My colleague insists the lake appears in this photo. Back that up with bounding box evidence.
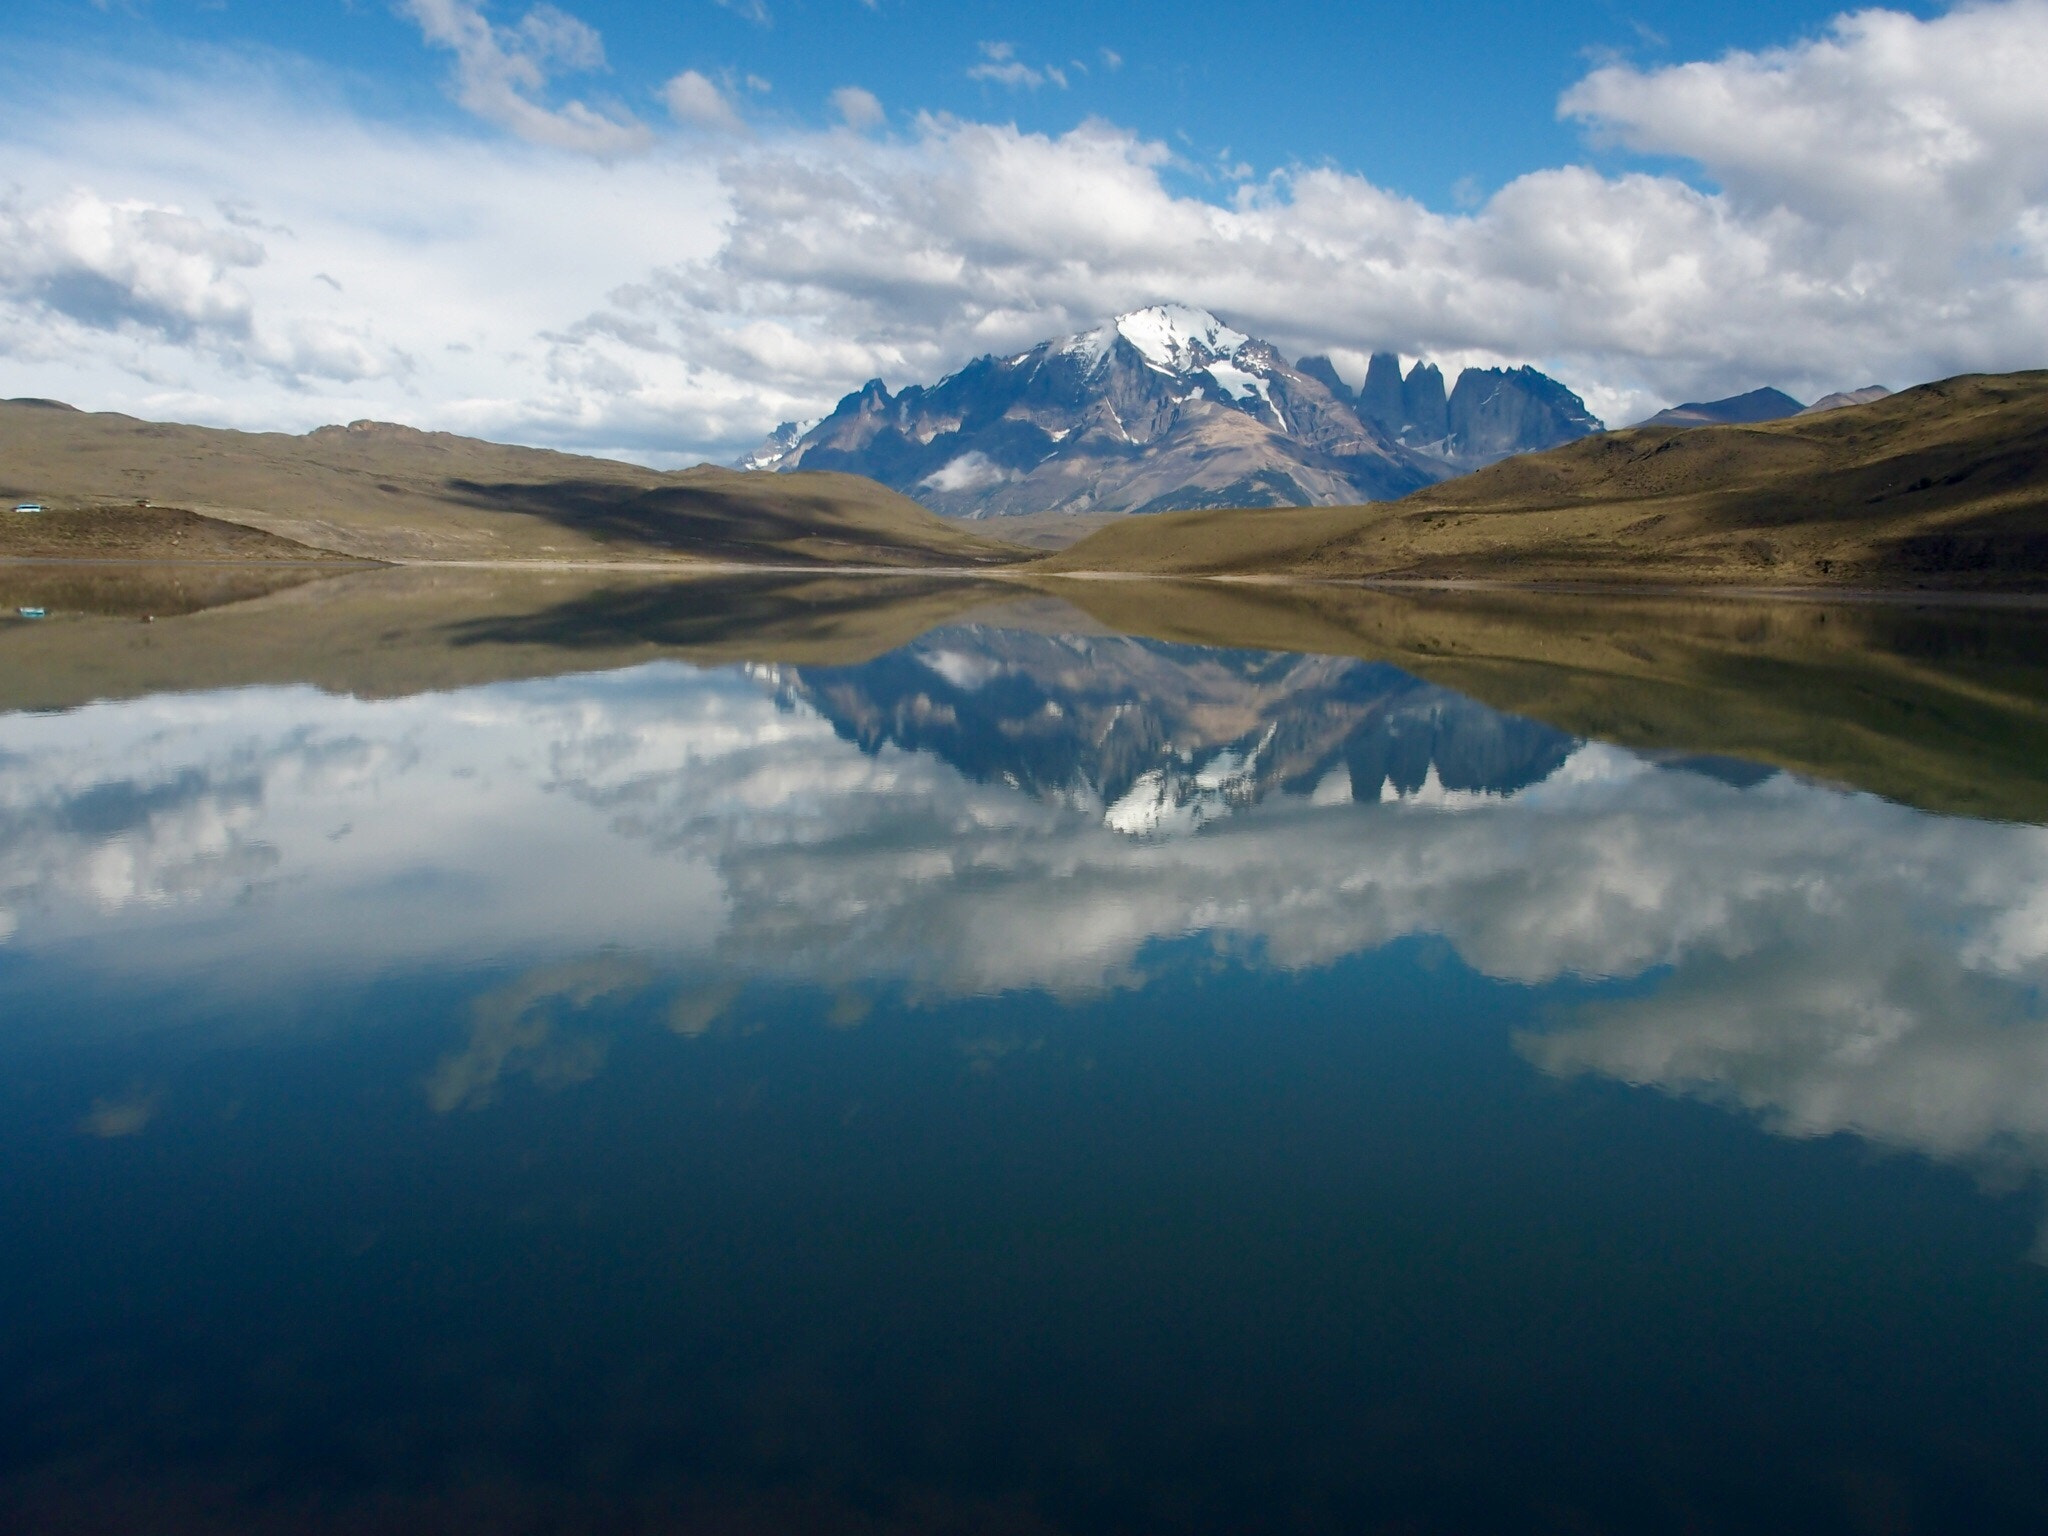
[4,573,2048,1534]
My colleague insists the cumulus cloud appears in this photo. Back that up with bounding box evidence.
[0,189,261,342]
[0,62,731,448]
[920,450,1012,493]
[400,0,652,156]
[7,3,2048,455]
[1562,1,2048,232]
[830,85,885,131]
[664,69,745,132]
[0,187,401,384]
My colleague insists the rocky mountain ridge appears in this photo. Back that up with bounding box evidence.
[743,305,1604,518]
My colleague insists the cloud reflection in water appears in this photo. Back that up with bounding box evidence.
[1,639,2047,1208]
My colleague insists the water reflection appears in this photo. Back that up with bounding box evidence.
[6,620,2048,1530]
[5,629,2048,1177]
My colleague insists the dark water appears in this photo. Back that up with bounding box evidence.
[6,615,2048,1533]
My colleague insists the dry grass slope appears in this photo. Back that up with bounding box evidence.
[0,401,1030,568]
[1043,371,2048,588]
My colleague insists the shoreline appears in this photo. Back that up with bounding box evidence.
[9,553,2048,607]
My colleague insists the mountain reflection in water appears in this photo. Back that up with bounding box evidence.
[4,622,2048,1532]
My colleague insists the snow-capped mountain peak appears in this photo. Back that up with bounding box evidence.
[1113,304,1251,374]
[738,417,821,471]
[1057,303,1253,377]
[742,304,1604,517]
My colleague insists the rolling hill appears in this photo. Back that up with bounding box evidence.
[1041,371,2048,589]
[0,400,1029,569]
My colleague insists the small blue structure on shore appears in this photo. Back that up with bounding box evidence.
[12,502,44,514]
[17,607,46,620]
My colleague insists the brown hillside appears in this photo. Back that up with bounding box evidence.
[1043,371,2048,588]
[0,401,1029,568]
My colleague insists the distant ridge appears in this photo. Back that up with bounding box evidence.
[1801,386,1892,415]
[1639,387,1807,427]
[0,400,1029,569]
[1635,383,1895,427]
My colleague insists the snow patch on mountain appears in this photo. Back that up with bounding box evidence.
[1204,360,1281,425]
[1115,304,1250,373]
[738,416,821,471]
[1059,322,1118,370]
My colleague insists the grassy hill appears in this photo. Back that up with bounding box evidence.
[0,400,1029,569]
[10,373,2048,590]
[1042,372,2048,589]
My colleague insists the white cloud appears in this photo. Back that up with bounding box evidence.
[831,85,885,132]
[1562,1,2048,232]
[663,69,744,133]
[0,188,260,342]
[400,0,652,156]
[968,41,1067,92]
[714,0,773,25]
[7,3,2048,455]
[0,187,402,384]
[920,450,1012,493]
[0,62,738,453]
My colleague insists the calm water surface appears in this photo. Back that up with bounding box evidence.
[5,610,2048,1533]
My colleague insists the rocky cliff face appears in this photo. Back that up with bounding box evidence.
[745,306,1603,517]
[1447,366,1605,459]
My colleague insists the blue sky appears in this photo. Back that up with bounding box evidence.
[0,1,2036,461]
[15,0,1938,204]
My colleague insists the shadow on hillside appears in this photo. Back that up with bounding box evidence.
[439,478,1030,567]
[1879,505,2048,582]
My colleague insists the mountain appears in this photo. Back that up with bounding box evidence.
[1447,366,1605,459]
[1040,370,2048,589]
[1639,387,1807,427]
[1636,384,1894,428]
[745,305,1604,518]
[0,400,1030,569]
[737,417,819,471]
[1801,385,1892,415]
